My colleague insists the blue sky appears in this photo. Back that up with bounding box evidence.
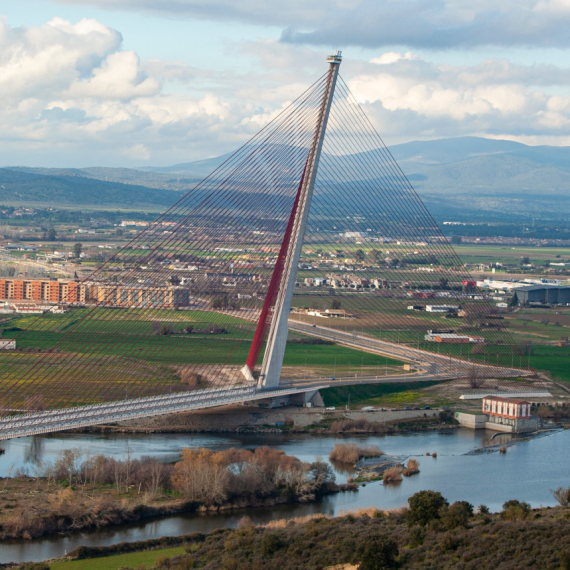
[2,0,570,167]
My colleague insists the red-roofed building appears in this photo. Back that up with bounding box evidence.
[480,396,537,433]
[482,396,532,419]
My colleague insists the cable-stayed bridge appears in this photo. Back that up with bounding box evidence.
[0,52,548,440]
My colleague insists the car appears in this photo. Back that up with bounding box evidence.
[361,406,375,412]
[413,406,420,410]
[390,408,397,411]
[330,377,336,381]
[325,407,336,411]
[381,408,387,412]
[423,406,431,410]
[403,406,411,410]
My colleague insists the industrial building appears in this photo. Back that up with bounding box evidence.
[424,333,485,343]
[455,396,538,433]
[516,284,570,305]
[426,304,459,313]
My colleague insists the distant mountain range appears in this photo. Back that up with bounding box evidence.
[2,137,570,218]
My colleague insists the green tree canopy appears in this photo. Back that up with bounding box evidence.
[407,490,448,527]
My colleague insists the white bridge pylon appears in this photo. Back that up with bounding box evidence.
[241,51,342,390]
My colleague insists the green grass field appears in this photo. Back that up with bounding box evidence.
[321,381,446,408]
[49,546,185,570]
[527,345,570,384]
[0,306,406,407]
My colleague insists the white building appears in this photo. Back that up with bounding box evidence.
[426,305,459,313]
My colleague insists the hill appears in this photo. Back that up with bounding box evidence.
[3,137,570,218]
[0,168,180,208]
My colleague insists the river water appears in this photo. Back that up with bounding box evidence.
[1,427,569,564]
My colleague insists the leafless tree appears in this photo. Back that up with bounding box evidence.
[551,486,570,507]
[54,448,82,487]
[467,367,485,389]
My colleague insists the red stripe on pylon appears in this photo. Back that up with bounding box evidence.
[245,164,307,371]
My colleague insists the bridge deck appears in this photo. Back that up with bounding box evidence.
[0,385,327,441]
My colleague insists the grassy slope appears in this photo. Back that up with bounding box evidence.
[321,381,443,407]
[50,546,186,570]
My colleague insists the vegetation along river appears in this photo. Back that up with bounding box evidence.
[1,427,569,564]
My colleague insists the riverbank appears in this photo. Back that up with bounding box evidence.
[3,428,570,565]
[0,446,353,541]
[0,480,353,542]
[74,405,440,433]
[72,405,450,435]
[12,497,570,570]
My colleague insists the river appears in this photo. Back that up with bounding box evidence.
[1,427,569,564]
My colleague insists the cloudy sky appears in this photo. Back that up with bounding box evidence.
[3,0,570,167]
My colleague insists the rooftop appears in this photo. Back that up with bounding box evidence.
[483,395,530,405]
[517,284,570,291]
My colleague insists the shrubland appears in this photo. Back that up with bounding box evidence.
[26,491,570,570]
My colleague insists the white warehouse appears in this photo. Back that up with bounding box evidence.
[426,305,459,313]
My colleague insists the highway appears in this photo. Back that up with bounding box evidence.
[287,319,530,380]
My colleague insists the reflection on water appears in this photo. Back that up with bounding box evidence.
[0,427,568,564]
[23,436,44,467]
[329,459,357,477]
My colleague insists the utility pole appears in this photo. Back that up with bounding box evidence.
[242,51,343,389]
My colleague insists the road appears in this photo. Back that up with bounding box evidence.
[0,252,78,278]
[287,319,530,380]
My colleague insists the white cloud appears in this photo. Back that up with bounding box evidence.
[45,0,570,50]
[3,15,570,167]
[346,53,570,142]
[0,18,306,166]
[65,51,160,99]
[0,17,121,102]
[37,0,359,27]
[282,0,570,49]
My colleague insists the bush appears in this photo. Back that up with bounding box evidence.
[440,531,463,552]
[502,499,531,521]
[560,551,570,570]
[329,443,383,464]
[438,409,456,424]
[478,504,490,515]
[409,525,425,546]
[407,490,448,527]
[403,458,420,477]
[357,534,399,570]
[443,501,473,529]
[382,467,402,484]
[261,533,284,556]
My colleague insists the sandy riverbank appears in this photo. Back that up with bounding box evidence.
[77,405,442,434]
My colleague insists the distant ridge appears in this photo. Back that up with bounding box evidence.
[2,136,570,216]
